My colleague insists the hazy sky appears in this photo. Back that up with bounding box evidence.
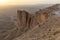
[0,0,60,5]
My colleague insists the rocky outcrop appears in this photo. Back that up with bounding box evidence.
[14,5,60,40]
[17,4,60,36]
[17,10,37,34]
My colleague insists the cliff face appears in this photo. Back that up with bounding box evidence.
[17,4,59,33]
[17,10,37,30]
[14,4,60,40]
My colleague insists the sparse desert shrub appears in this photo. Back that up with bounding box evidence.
[53,31,60,35]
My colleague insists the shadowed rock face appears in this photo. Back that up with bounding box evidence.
[17,10,30,33]
[17,10,37,33]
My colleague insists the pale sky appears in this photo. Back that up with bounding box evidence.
[0,0,60,5]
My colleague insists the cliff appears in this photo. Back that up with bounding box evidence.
[0,4,60,40]
[14,4,60,40]
[17,4,59,34]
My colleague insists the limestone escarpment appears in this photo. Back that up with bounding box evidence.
[14,4,60,40]
[17,4,59,33]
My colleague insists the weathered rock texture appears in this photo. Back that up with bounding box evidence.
[17,10,37,31]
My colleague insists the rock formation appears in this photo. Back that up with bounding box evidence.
[0,4,60,40]
[13,4,60,40]
[17,10,37,31]
[17,4,59,31]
